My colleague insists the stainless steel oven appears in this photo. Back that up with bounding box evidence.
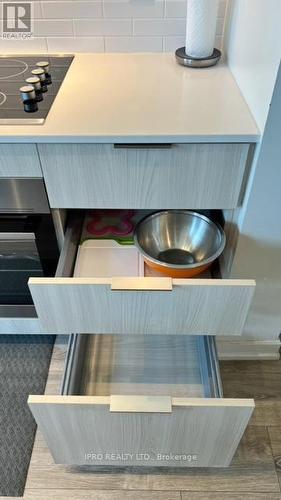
[0,179,60,331]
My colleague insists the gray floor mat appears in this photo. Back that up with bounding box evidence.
[0,335,55,497]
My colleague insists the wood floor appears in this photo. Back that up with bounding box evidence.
[2,339,281,500]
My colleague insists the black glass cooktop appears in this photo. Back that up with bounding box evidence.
[0,55,74,124]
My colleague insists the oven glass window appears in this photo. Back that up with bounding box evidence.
[0,236,44,305]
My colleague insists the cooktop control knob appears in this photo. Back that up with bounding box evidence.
[26,76,43,102]
[31,68,48,92]
[36,61,52,85]
[19,85,38,113]
[20,85,36,102]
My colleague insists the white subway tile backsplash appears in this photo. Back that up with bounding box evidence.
[41,1,102,19]
[105,36,162,52]
[165,0,226,19]
[34,19,73,37]
[33,1,43,19]
[134,18,185,36]
[163,35,185,52]
[47,36,104,52]
[104,1,164,19]
[74,18,132,36]
[165,1,186,19]
[0,0,228,54]
[0,38,48,53]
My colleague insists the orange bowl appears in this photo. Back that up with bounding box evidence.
[144,258,211,278]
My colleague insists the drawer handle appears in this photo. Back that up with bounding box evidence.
[110,395,172,413]
[111,277,172,291]
[114,143,172,149]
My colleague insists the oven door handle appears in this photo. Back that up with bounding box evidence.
[0,232,35,240]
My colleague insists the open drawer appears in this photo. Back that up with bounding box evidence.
[28,334,254,467]
[28,212,256,336]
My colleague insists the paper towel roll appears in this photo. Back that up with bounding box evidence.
[185,0,219,58]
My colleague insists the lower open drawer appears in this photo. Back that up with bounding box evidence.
[28,334,254,467]
[28,211,256,336]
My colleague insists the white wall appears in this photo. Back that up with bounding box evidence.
[225,0,281,132]
[230,63,281,342]
[224,0,281,347]
[0,0,227,54]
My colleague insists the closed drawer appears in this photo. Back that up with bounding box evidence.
[0,311,43,335]
[28,212,256,336]
[28,334,254,467]
[38,143,250,209]
[0,144,42,178]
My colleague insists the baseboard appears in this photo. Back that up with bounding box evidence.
[217,339,280,360]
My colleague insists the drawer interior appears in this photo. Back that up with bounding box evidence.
[71,209,225,280]
[28,208,255,336]
[29,331,254,467]
[62,334,222,399]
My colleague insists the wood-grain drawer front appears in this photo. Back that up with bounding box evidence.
[28,277,255,336]
[28,395,254,467]
[0,144,42,178]
[0,318,44,334]
[38,143,249,209]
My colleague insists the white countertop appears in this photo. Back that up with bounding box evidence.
[0,53,260,143]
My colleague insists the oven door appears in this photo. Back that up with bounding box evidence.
[0,232,43,333]
[0,179,60,333]
[0,222,59,333]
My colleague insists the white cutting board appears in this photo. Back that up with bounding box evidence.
[74,240,144,278]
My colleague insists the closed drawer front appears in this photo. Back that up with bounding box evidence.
[28,213,256,336]
[38,143,250,209]
[0,317,44,334]
[28,334,255,467]
[0,144,42,177]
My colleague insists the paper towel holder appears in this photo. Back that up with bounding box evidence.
[175,47,221,68]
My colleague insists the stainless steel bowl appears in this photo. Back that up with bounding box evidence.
[134,211,226,277]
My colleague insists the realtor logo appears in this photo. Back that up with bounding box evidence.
[2,2,33,39]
